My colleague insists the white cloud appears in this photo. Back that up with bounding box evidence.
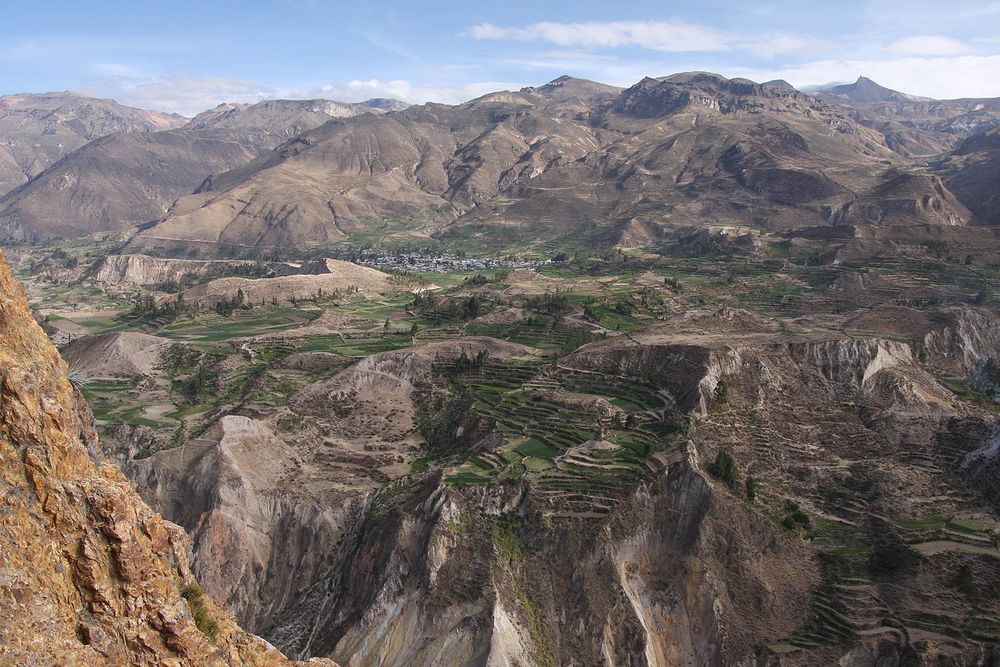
[78,73,529,116]
[468,19,835,61]
[468,20,728,52]
[728,54,1000,99]
[81,74,274,116]
[743,35,832,58]
[887,35,970,56]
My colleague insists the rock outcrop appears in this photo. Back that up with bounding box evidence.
[0,247,333,666]
[91,254,267,288]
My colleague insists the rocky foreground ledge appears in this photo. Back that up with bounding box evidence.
[0,246,336,666]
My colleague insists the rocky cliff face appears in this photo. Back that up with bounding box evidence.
[0,248,332,666]
[261,463,816,667]
[91,254,265,287]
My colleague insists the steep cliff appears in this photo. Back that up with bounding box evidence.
[0,247,333,666]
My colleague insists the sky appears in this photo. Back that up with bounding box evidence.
[3,0,1000,116]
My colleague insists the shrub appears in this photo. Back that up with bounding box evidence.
[955,563,975,596]
[779,501,811,531]
[417,390,473,453]
[491,518,525,563]
[180,583,219,639]
[709,448,739,487]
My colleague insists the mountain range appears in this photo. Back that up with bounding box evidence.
[0,91,185,194]
[0,97,402,242]
[0,74,998,252]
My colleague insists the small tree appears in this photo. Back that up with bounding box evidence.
[746,475,757,502]
[710,448,739,487]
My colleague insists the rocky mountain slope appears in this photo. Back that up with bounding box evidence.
[0,91,184,195]
[128,73,973,254]
[934,125,1000,225]
[0,98,395,243]
[816,77,1000,157]
[184,98,403,135]
[0,128,280,241]
[0,248,335,666]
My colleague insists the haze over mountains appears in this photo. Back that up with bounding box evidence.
[0,91,185,194]
[0,73,998,251]
[0,97,404,242]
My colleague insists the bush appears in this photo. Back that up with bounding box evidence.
[709,448,739,487]
[746,475,757,502]
[180,583,219,639]
[779,501,811,531]
[417,390,473,453]
[491,518,525,563]
[955,563,975,596]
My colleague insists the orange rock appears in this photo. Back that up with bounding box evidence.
[0,247,337,666]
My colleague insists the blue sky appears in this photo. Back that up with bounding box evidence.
[3,0,1000,115]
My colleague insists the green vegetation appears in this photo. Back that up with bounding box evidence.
[709,448,739,487]
[417,390,474,454]
[491,517,526,563]
[180,583,219,639]
[559,329,599,356]
[513,574,555,667]
[779,501,812,531]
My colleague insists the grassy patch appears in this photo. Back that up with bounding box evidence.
[516,438,561,459]
[523,456,554,472]
[180,583,219,639]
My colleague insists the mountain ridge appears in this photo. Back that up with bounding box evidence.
[123,71,971,254]
[0,91,187,195]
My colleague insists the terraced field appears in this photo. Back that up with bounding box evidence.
[436,356,687,518]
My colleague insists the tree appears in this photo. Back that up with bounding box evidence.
[746,475,757,502]
[709,448,739,487]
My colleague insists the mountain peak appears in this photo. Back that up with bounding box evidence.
[763,79,796,91]
[823,76,930,103]
[361,98,409,112]
[522,76,623,100]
